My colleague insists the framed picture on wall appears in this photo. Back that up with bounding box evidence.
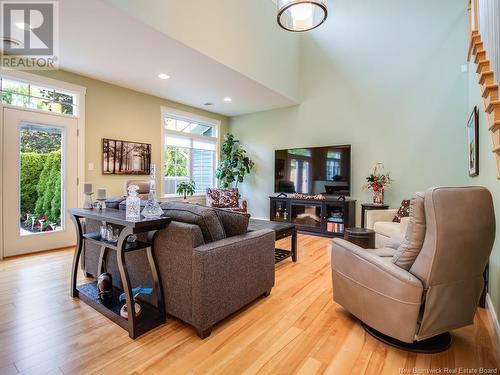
[102,138,151,175]
[467,106,479,177]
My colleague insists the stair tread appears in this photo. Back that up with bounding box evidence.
[486,100,500,113]
[482,83,499,98]
[479,71,494,84]
[488,120,500,131]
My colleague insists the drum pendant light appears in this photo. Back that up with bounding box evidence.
[277,0,328,32]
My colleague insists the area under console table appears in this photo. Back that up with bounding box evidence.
[67,208,171,339]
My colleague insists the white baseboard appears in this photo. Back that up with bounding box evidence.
[486,293,500,353]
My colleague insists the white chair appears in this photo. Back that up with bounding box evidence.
[366,209,410,248]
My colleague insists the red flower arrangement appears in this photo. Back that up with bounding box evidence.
[363,163,393,204]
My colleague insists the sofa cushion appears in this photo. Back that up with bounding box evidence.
[373,221,401,238]
[215,209,250,237]
[392,192,426,270]
[105,197,126,209]
[392,199,411,223]
[160,202,226,243]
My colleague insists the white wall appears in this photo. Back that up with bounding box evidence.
[230,0,469,221]
[102,0,300,103]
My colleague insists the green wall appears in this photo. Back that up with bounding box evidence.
[467,62,500,319]
[230,0,469,223]
[33,70,229,197]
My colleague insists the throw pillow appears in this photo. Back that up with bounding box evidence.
[392,199,411,223]
[391,193,426,270]
[215,209,250,237]
[216,188,240,208]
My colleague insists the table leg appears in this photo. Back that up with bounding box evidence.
[70,215,83,298]
[146,230,166,322]
[97,245,107,276]
[116,227,137,339]
[292,229,297,262]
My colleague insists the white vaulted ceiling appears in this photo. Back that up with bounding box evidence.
[57,0,297,116]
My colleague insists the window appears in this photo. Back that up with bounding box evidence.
[326,151,341,180]
[162,108,219,196]
[0,77,77,115]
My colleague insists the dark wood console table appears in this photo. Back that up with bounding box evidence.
[67,208,171,339]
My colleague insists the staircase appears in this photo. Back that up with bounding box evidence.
[468,0,500,177]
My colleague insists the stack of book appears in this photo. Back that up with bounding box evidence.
[327,213,344,233]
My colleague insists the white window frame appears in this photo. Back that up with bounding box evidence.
[160,106,220,198]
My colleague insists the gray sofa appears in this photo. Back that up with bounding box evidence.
[83,201,275,338]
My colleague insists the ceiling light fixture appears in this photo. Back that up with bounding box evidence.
[223,97,232,102]
[277,0,328,32]
[158,73,170,80]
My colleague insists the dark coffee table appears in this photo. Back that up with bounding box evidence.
[344,227,375,249]
[248,219,297,263]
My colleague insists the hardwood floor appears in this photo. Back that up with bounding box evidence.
[0,234,498,375]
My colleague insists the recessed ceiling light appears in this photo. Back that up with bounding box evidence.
[223,97,232,102]
[158,73,170,80]
[15,22,31,30]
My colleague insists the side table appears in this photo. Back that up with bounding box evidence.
[361,203,389,228]
[68,208,171,339]
[344,227,375,249]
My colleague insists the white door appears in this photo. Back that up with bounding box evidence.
[2,107,78,257]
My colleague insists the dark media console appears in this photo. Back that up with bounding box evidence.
[270,196,355,237]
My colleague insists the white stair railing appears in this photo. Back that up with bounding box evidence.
[478,0,500,85]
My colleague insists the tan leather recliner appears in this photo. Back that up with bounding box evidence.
[331,187,495,347]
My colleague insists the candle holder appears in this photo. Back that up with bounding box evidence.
[83,192,94,209]
[95,199,106,211]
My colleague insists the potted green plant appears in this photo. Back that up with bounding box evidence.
[216,133,255,188]
[176,181,196,201]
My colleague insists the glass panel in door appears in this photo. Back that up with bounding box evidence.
[19,123,63,236]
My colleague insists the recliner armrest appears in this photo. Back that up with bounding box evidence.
[331,238,423,302]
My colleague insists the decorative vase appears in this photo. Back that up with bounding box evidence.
[372,189,384,205]
[97,273,113,302]
[126,185,141,220]
[142,164,164,218]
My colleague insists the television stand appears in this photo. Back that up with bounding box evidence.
[269,196,355,237]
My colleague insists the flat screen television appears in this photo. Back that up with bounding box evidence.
[274,145,351,197]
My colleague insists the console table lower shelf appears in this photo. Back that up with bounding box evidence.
[76,281,164,338]
[68,208,171,339]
